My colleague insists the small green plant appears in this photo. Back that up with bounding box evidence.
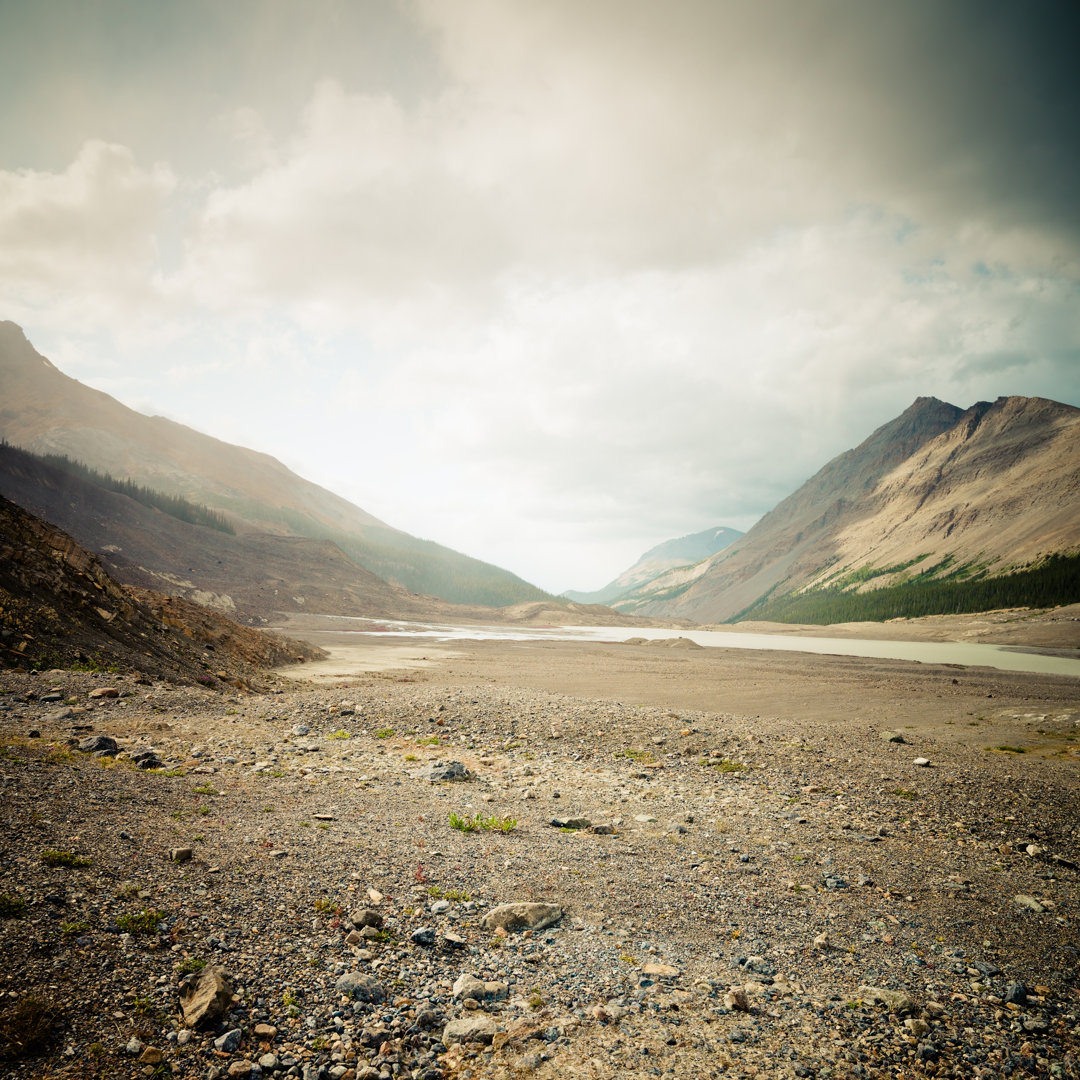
[416,736,441,747]
[0,894,26,919]
[329,730,351,740]
[41,849,91,868]
[619,954,638,965]
[170,810,184,820]
[374,728,395,739]
[282,989,298,1008]
[613,748,655,764]
[314,897,341,915]
[192,783,215,795]
[316,822,329,830]
[116,909,165,936]
[528,991,543,1010]
[162,769,186,777]
[704,758,746,772]
[892,788,918,800]
[196,805,210,816]
[116,884,139,899]
[404,754,418,762]
[132,995,155,1017]
[449,812,517,833]
[193,834,205,842]
[995,745,1027,754]
[177,956,206,975]
[270,770,285,778]
[60,921,90,936]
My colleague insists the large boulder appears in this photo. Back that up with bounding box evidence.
[480,902,562,933]
[179,967,234,1029]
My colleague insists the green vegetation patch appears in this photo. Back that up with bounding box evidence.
[449,812,517,833]
[374,728,395,739]
[0,894,26,918]
[116,908,165,935]
[40,849,91,869]
[734,552,1080,624]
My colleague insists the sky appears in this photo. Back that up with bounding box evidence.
[1,0,1078,594]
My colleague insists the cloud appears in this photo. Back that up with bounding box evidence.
[0,140,174,325]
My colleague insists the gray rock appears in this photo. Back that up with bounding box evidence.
[334,972,386,1002]
[179,966,234,1029]
[1014,894,1045,913]
[590,822,617,835]
[349,908,383,929]
[169,848,193,863]
[214,1028,242,1053]
[130,747,163,769]
[1005,982,1028,1005]
[125,1036,145,1055]
[79,735,118,755]
[410,926,436,946]
[913,757,931,767]
[442,1015,499,1046]
[480,902,562,933]
[452,973,487,1001]
[880,730,907,743]
[550,816,591,830]
[416,760,470,782]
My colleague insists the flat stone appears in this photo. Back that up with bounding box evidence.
[880,730,907,743]
[169,848,193,863]
[913,757,931,767]
[1014,894,1045,913]
[443,1015,499,1046]
[416,761,470,782]
[480,902,562,933]
[550,816,591,830]
[89,687,119,699]
[452,974,487,1001]
[642,963,679,978]
[859,985,916,1014]
[253,1023,277,1039]
[350,908,384,929]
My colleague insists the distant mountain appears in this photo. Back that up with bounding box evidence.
[563,525,742,605]
[619,395,1080,622]
[0,321,551,607]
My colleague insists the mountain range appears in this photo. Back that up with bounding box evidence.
[0,321,548,609]
[563,525,743,606]
[614,395,1080,622]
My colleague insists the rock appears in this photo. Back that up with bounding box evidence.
[905,1018,930,1037]
[1014,894,1045,913]
[913,757,931,767]
[215,1028,242,1053]
[859,986,915,1014]
[480,902,562,933]
[259,1053,279,1069]
[411,926,436,946]
[813,932,831,950]
[138,1046,164,1065]
[179,967,234,1029]
[78,735,118,755]
[442,931,467,950]
[350,908,384,929]
[550,816,591,830]
[125,1036,145,1056]
[254,1023,277,1040]
[416,761,470,782]
[88,687,119,699]
[880,730,907,743]
[227,1062,253,1079]
[1005,982,1028,1006]
[452,974,488,1001]
[590,821,617,835]
[130,747,163,769]
[335,971,386,1002]
[642,963,679,978]
[169,847,193,863]
[724,988,749,1012]
[443,1015,499,1045]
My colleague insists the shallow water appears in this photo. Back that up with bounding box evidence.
[299,617,1080,678]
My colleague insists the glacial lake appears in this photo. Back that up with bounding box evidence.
[302,617,1080,678]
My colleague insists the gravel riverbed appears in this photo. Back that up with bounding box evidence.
[1,641,1077,1079]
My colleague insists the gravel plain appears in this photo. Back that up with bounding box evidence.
[0,634,1078,1080]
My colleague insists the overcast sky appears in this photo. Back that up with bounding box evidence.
[1,1,1078,593]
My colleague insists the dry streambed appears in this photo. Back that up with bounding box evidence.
[0,668,1077,1079]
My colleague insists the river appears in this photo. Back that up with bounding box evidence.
[297,617,1080,678]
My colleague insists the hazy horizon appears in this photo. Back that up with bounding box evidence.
[2,1,1078,593]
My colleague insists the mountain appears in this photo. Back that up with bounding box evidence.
[618,395,1080,623]
[563,525,743,605]
[0,321,551,608]
[0,492,323,684]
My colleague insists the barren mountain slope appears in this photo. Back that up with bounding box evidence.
[618,396,966,619]
[563,525,742,605]
[0,494,322,683]
[0,322,550,606]
[622,395,1080,623]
